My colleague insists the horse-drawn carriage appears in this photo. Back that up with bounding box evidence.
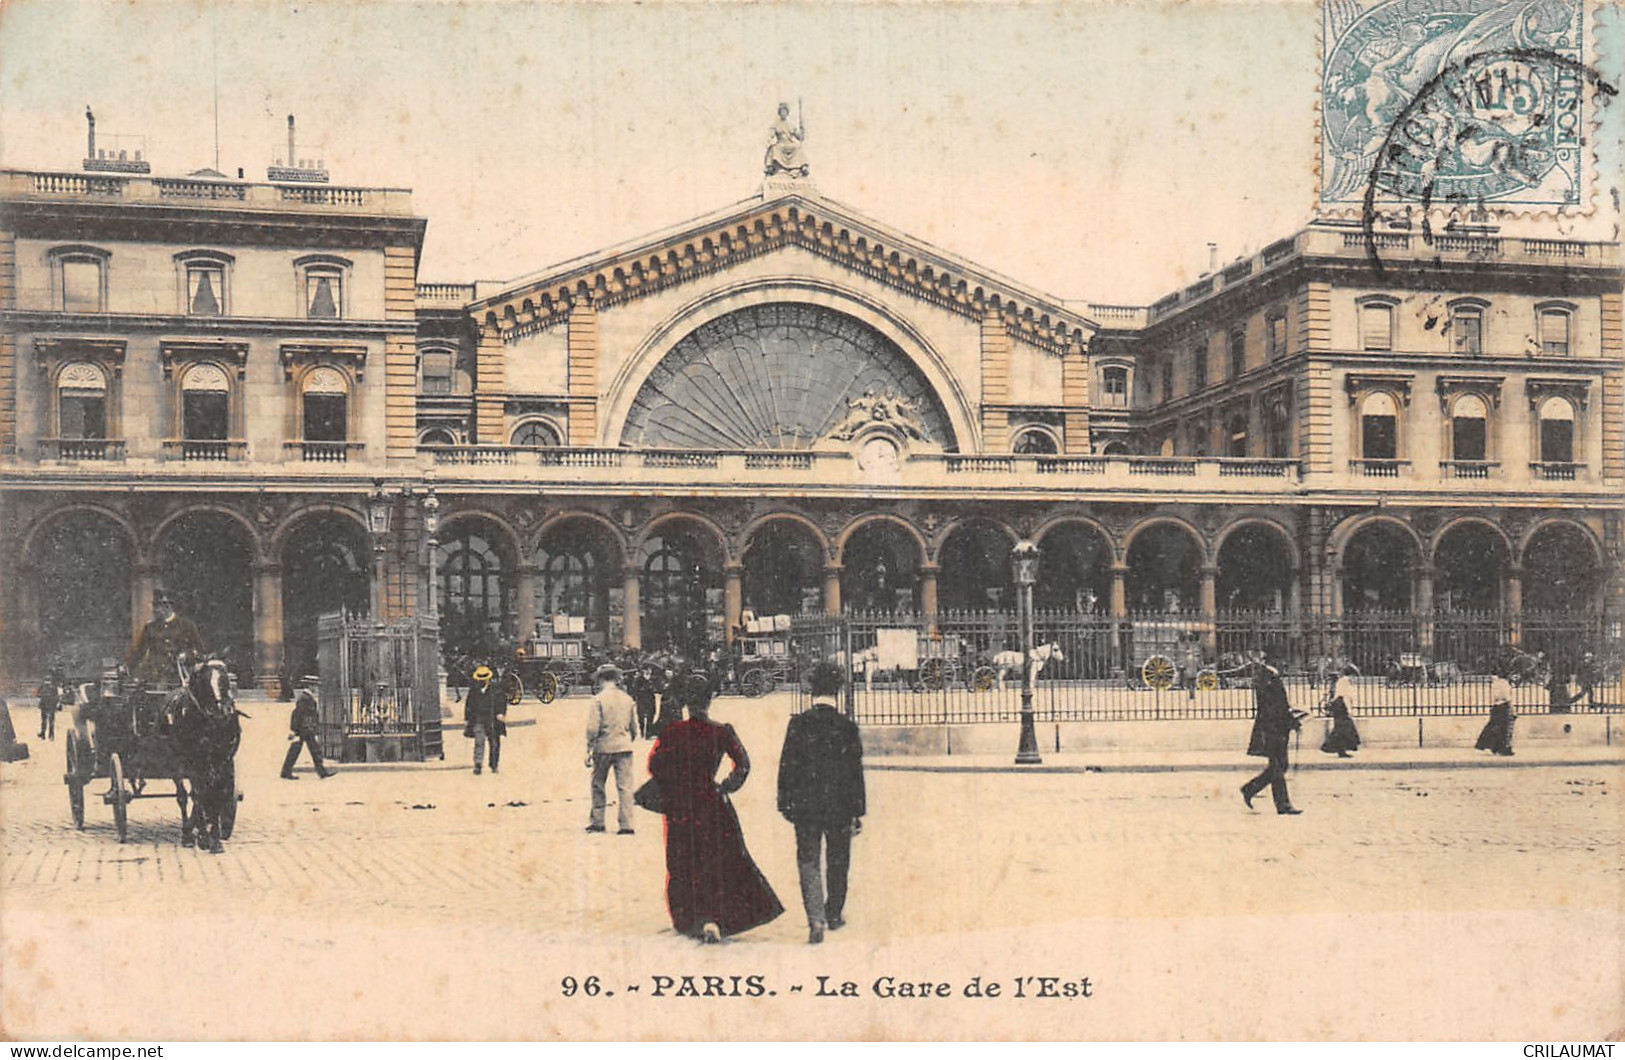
[516,615,599,703]
[62,656,242,850]
[737,616,797,698]
[1124,619,1244,691]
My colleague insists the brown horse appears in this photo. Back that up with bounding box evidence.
[165,658,241,853]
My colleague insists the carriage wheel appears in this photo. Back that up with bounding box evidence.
[501,672,524,706]
[220,761,239,841]
[918,659,947,692]
[741,668,775,699]
[1195,668,1220,693]
[1141,655,1176,692]
[65,733,86,830]
[534,671,559,704]
[109,752,128,843]
[971,666,998,693]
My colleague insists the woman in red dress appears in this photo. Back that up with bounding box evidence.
[648,673,783,942]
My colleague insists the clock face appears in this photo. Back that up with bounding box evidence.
[858,435,900,473]
[620,302,955,450]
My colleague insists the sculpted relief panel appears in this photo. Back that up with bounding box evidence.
[619,303,957,451]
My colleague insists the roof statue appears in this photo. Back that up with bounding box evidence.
[764,101,809,178]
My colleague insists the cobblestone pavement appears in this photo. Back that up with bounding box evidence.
[2,694,1621,1040]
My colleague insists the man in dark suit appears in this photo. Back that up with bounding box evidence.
[1240,649,1304,815]
[778,662,866,944]
[125,590,205,687]
[281,675,334,779]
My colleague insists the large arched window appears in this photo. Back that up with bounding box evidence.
[1360,392,1399,461]
[440,528,509,640]
[1449,393,1489,464]
[56,362,108,440]
[301,366,349,443]
[1538,396,1575,465]
[182,363,231,443]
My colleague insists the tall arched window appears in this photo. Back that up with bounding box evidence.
[302,366,348,443]
[1360,299,1395,351]
[50,246,110,313]
[1100,365,1129,408]
[1537,304,1573,356]
[56,362,108,440]
[1450,393,1488,463]
[1226,413,1248,457]
[440,528,508,638]
[1538,396,1575,464]
[420,346,455,394]
[1265,393,1292,458]
[182,363,230,442]
[1360,392,1398,461]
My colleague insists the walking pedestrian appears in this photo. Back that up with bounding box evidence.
[1476,670,1516,756]
[37,661,67,741]
[1320,663,1361,758]
[777,662,865,944]
[585,663,638,834]
[648,673,782,942]
[280,675,334,779]
[631,662,659,740]
[1240,649,1304,815]
[1575,651,1601,711]
[463,665,507,775]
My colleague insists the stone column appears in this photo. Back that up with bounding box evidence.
[622,566,642,650]
[252,562,284,692]
[1109,562,1128,673]
[918,562,940,634]
[723,563,743,644]
[132,562,158,640]
[1416,563,1435,652]
[823,564,842,616]
[1199,564,1219,657]
[1505,565,1523,648]
[515,564,539,646]
[1287,567,1304,670]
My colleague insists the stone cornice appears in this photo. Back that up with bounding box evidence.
[2,309,406,338]
[1435,375,1504,411]
[5,199,426,256]
[160,339,249,379]
[280,342,369,382]
[32,336,127,372]
[470,196,1094,357]
[1525,377,1591,411]
[1344,372,1414,405]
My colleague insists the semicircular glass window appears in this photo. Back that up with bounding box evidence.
[620,303,956,451]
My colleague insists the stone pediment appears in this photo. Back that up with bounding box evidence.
[470,193,1095,356]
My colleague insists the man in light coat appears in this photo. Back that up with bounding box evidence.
[585,663,639,835]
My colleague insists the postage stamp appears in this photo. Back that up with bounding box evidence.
[1321,0,1595,210]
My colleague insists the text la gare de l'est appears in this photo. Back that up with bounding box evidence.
[639,974,1092,999]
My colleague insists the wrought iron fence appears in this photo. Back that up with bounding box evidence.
[785,609,1621,725]
[316,614,444,760]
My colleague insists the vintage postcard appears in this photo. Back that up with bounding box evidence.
[1,0,1622,1044]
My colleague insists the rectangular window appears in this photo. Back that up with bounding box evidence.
[306,270,342,319]
[1191,345,1207,390]
[61,260,102,313]
[1361,303,1393,351]
[1267,402,1291,458]
[59,393,107,439]
[1361,415,1397,460]
[183,391,229,441]
[1229,328,1246,378]
[1268,315,1287,359]
[303,393,347,442]
[1452,417,1486,461]
[1453,308,1483,355]
[1160,361,1173,403]
[1540,419,1574,464]
[1102,366,1128,407]
[421,351,454,395]
[1540,311,1570,356]
[187,266,224,315]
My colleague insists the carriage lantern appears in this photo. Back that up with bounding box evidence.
[420,485,440,537]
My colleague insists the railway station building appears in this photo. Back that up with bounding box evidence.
[2,118,1621,693]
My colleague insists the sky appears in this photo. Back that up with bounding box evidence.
[0,0,1618,305]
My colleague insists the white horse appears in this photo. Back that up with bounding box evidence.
[829,647,881,691]
[991,642,1063,692]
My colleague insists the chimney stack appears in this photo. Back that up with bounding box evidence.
[1207,242,1219,273]
[86,106,96,159]
[287,115,296,169]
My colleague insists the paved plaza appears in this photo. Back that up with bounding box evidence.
[2,693,1621,1041]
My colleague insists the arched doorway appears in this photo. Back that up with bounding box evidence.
[841,520,922,613]
[437,517,517,655]
[1217,525,1292,612]
[1341,522,1416,612]
[156,511,255,666]
[938,521,1015,611]
[1522,523,1600,613]
[1434,523,1507,612]
[1035,523,1111,612]
[742,520,824,618]
[536,518,623,648]
[1125,523,1202,612]
[282,512,370,683]
[639,520,725,657]
[26,510,134,673]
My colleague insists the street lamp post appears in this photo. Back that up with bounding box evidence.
[365,479,392,621]
[1012,539,1042,765]
[421,479,440,620]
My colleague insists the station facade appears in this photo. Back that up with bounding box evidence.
[2,132,1621,690]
